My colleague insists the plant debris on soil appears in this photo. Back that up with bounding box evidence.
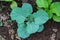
[0,0,60,40]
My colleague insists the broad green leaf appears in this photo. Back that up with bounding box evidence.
[37,25,44,32]
[53,15,60,22]
[10,1,18,9]
[17,23,30,38]
[26,22,39,34]
[22,3,33,14]
[36,0,52,8]
[50,2,60,16]
[33,9,49,25]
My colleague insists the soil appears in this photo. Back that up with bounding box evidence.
[0,0,60,40]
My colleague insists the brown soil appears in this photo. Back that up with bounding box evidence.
[0,0,60,40]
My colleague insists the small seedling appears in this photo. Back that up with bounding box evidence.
[10,3,49,38]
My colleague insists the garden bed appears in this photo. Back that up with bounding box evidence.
[0,0,60,40]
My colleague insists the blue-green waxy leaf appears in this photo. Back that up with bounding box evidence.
[26,22,39,34]
[37,25,44,32]
[16,16,26,24]
[10,1,18,9]
[10,3,45,39]
[17,23,30,38]
[22,3,33,14]
[10,3,33,24]
[10,7,21,20]
[10,7,26,24]
[36,0,52,8]
[50,2,60,16]
[10,7,23,20]
[53,15,60,22]
[33,9,49,25]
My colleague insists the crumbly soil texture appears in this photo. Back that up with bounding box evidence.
[0,0,60,40]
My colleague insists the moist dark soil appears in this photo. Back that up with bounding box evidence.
[0,0,60,40]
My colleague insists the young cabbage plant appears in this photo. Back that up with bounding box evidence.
[10,3,49,38]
